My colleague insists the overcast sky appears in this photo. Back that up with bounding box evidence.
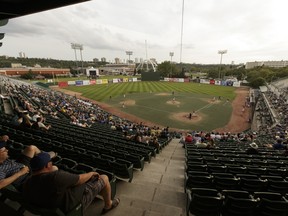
[1,0,288,64]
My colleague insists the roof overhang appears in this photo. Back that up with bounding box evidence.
[0,0,90,20]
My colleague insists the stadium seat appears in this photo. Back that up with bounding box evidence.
[214,176,240,191]
[110,159,134,182]
[222,196,258,216]
[256,198,288,216]
[253,192,284,201]
[186,175,214,190]
[187,190,222,216]
[240,178,268,193]
[125,153,145,171]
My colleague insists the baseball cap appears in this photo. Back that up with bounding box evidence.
[30,152,54,171]
[250,142,258,149]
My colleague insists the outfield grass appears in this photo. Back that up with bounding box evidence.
[64,82,236,131]
[65,81,236,102]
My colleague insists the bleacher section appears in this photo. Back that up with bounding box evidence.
[185,140,288,216]
[0,76,176,215]
[1,76,288,216]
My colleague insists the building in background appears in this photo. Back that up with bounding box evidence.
[246,60,288,69]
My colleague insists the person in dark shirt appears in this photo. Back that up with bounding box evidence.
[273,139,285,150]
[23,152,120,214]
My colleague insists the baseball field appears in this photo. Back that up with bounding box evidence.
[59,81,250,132]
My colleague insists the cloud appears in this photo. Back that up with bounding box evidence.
[1,0,288,64]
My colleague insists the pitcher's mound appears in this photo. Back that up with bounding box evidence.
[170,112,203,123]
[167,100,181,105]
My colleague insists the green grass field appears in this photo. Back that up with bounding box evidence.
[64,81,236,131]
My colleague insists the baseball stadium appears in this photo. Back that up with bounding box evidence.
[1,1,288,216]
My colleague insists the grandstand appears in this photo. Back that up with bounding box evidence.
[1,75,288,216]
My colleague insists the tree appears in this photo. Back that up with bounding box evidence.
[157,61,178,77]
[249,77,265,88]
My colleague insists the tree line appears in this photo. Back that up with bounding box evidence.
[1,56,287,88]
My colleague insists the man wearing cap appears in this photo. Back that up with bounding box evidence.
[23,152,120,215]
[0,140,53,190]
[246,142,259,154]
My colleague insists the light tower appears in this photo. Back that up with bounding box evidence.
[126,51,133,64]
[71,43,84,73]
[169,52,174,78]
[218,50,227,79]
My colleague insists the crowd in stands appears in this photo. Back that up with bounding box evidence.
[1,75,288,215]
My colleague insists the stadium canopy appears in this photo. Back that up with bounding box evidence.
[0,0,90,20]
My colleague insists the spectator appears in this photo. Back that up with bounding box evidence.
[0,135,9,144]
[0,142,56,190]
[185,134,193,143]
[23,152,120,214]
[20,111,33,128]
[33,117,51,131]
[273,139,285,150]
[246,142,259,154]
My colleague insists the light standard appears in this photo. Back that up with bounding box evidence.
[218,50,227,80]
[126,51,133,64]
[71,43,83,74]
[169,52,174,78]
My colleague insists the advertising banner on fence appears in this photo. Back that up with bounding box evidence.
[96,79,103,84]
[58,82,68,88]
[75,80,83,86]
[123,78,129,82]
[112,78,119,83]
[210,79,215,85]
[102,79,108,84]
[83,80,90,85]
[68,81,76,85]
[90,80,96,85]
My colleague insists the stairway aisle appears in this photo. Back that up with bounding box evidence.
[86,138,186,216]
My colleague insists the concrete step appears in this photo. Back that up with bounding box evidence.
[86,194,185,216]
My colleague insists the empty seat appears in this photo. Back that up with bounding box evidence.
[208,165,227,173]
[254,192,284,201]
[214,176,240,191]
[240,178,268,193]
[125,153,145,171]
[187,190,222,216]
[247,167,267,176]
[228,166,247,175]
[110,159,134,182]
[73,163,95,173]
[186,175,214,190]
[222,196,258,216]
[256,198,288,216]
[267,180,288,195]
[222,190,251,199]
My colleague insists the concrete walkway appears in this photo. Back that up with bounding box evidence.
[86,138,186,216]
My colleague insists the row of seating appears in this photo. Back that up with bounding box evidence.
[186,163,288,177]
[185,141,288,215]
[187,188,288,216]
[185,172,288,194]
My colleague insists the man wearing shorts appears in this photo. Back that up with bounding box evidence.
[0,140,54,190]
[23,152,120,215]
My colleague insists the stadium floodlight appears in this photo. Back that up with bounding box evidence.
[71,43,84,73]
[169,52,174,77]
[218,50,227,79]
[126,51,133,64]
